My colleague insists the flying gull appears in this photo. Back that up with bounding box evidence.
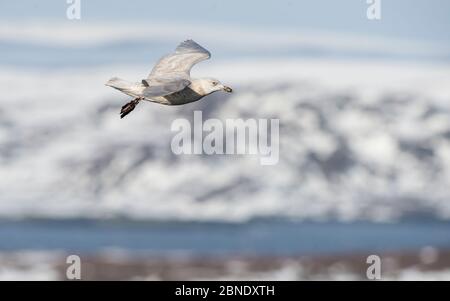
[105,40,233,118]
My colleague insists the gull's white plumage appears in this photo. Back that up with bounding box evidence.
[148,39,211,79]
[105,40,232,118]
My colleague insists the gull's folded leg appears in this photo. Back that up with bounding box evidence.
[120,98,141,119]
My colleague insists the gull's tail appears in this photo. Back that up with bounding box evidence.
[105,77,143,98]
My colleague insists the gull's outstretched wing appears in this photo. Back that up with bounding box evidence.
[147,40,211,80]
[142,76,191,98]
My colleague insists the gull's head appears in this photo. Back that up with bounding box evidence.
[197,78,233,95]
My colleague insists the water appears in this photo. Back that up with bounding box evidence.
[0,219,449,255]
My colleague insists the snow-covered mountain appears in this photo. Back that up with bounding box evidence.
[0,22,449,223]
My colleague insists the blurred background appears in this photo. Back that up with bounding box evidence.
[0,0,449,280]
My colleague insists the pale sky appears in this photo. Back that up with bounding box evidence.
[0,0,449,44]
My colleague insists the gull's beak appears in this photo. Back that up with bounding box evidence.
[222,85,233,93]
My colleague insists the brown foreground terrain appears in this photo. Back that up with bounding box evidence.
[1,248,449,280]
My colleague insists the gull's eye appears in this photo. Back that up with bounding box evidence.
[212,81,218,86]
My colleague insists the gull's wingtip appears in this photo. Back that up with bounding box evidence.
[105,77,120,87]
[175,39,210,57]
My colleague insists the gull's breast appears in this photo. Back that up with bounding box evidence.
[162,86,204,105]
